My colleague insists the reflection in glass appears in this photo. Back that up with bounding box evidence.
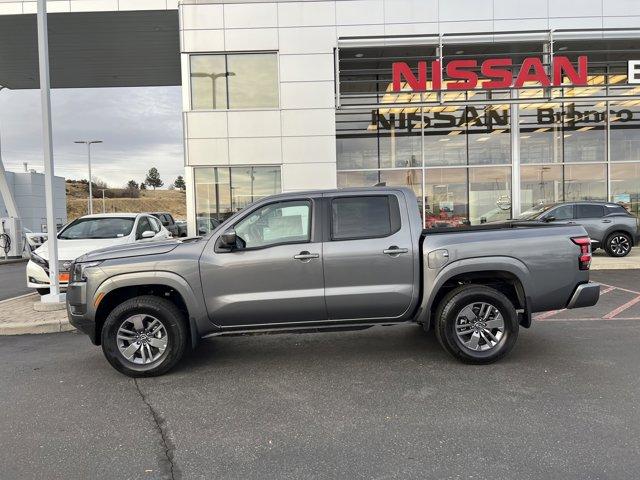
[379,169,423,219]
[190,53,279,110]
[520,103,563,164]
[611,162,640,216]
[194,166,281,234]
[469,167,512,225]
[562,102,606,162]
[610,102,640,162]
[520,165,563,211]
[424,168,468,228]
[190,55,228,110]
[227,54,279,109]
[564,164,606,201]
[337,170,380,188]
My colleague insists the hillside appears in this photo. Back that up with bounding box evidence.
[66,181,186,221]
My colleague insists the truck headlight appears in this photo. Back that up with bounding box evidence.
[71,261,102,282]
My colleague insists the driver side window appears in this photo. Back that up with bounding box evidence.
[547,204,574,221]
[234,200,311,249]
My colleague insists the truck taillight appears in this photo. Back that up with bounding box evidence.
[571,236,592,270]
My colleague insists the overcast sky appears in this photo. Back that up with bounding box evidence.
[0,86,183,189]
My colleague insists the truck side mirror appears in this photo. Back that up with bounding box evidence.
[544,216,556,222]
[220,229,237,249]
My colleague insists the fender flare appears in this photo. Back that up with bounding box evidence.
[417,256,532,329]
[94,271,207,347]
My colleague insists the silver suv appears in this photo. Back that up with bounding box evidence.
[519,202,639,257]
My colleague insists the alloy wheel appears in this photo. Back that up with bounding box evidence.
[454,302,505,352]
[116,314,168,365]
[610,235,631,256]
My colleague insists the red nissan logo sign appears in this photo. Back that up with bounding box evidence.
[391,55,588,92]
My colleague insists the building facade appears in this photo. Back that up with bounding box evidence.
[0,171,66,232]
[179,0,640,234]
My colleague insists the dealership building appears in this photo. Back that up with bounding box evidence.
[1,0,640,234]
[180,0,640,233]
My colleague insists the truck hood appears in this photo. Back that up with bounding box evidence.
[76,239,184,262]
[33,237,131,262]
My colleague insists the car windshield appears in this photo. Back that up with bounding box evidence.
[518,205,554,220]
[58,217,135,239]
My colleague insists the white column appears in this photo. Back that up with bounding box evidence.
[185,166,197,236]
[37,0,63,302]
[510,90,521,218]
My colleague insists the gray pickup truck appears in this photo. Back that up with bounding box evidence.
[67,187,600,377]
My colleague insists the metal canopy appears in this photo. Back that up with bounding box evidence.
[0,10,180,90]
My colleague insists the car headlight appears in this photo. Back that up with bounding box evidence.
[30,252,49,270]
[71,261,103,283]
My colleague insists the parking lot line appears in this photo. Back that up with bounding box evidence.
[597,282,640,296]
[603,295,640,319]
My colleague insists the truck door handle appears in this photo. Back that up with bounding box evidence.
[602,219,612,223]
[383,246,409,256]
[293,251,319,262]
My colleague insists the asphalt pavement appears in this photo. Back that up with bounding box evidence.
[2,304,640,479]
[0,260,31,301]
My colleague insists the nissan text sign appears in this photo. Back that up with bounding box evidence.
[391,56,589,92]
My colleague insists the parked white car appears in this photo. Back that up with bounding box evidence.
[27,213,171,294]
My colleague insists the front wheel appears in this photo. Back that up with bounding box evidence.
[101,295,188,377]
[435,285,519,364]
[604,232,632,257]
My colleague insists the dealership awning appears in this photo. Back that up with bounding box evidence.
[0,10,180,90]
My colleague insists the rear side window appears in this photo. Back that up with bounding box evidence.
[605,205,630,215]
[576,204,605,219]
[331,195,400,240]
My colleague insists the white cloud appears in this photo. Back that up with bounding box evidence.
[0,86,184,188]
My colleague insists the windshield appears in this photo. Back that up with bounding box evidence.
[518,205,554,220]
[58,217,135,240]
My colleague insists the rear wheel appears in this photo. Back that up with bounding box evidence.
[435,285,519,364]
[604,232,632,257]
[101,295,187,377]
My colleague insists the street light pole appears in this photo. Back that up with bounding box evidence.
[74,140,102,214]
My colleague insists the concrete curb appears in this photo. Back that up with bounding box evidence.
[0,257,28,265]
[0,318,75,336]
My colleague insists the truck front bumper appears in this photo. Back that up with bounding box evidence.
[566,282,600,309]
[66,281,99,344]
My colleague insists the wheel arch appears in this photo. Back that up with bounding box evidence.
[92,271,205,348]
[418,257,532,331]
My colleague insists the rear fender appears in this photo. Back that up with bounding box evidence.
[417,256,532,329]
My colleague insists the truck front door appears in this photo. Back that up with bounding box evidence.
[321,192,416,320]
[199,197,327,327]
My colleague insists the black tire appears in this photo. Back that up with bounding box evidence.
[604,232,633,257]
[434,285,519,364]
[101,295,188,377]
[36,288,50,296]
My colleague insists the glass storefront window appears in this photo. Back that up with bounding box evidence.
[227,54,279,109]
[610,162,640,216]
[194,166,281,234]
[520,165,563,211]
[424,168,468,228]
[564,164,607,201]
[423,107,467,167]
[520,103,563,164]
[190,53,278,110]
[190,55,228,110]
[468,167,512,224]
[610,102,640,162]
[563,102,606,162]
[337,170,380,188]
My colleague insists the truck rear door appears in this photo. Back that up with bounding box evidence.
[321,192,415,320]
